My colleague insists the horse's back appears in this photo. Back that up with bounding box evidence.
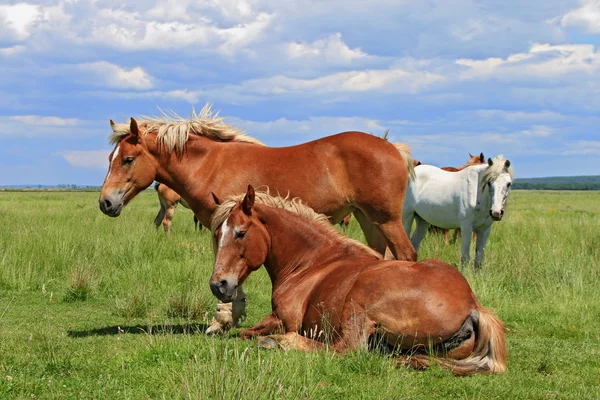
[213,131,408,213]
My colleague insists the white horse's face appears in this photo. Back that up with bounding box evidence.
[488,173,512,221]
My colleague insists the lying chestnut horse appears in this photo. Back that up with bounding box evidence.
[209,186,507,376]
[154,182,200,233]
[98,105,417,334]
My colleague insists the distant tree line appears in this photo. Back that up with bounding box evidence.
[513,176,600,191]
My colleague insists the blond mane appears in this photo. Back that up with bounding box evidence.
[480,155,514,191]
[211,189,382,259]
[109,104,264,155]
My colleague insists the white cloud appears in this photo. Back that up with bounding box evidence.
[286,33,368,64]
[241,67,445,95]
[0,45,25,56]
[0,3,42,41]
[60,150,110,169]
[88,6,272,55]
[457,43,600,80]
[561,0,600,33]
[79,62,153,90]
[9,115,79,126]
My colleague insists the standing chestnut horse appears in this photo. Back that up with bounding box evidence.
[98,105,417,334]
[154,182,200,233]
[209,186,507,376]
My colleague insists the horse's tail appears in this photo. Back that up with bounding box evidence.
[392,142,416,181]
[401,307,507,376]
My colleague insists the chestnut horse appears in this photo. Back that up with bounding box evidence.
[98,105,417,334]
[429,153,485,244]
[154,182,200,233]
[209,186,507,376]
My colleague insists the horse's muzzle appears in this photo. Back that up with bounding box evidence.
[99,194,124,217]
[209,278,238,302]
[490,209,504,221]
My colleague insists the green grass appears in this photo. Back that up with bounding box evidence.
[0,190,599,399]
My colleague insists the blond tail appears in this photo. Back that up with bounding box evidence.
[399,308,507,376]
[392,142,416,181]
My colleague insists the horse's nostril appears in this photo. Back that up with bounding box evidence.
[500,210,504,216]
[104,199,112,209]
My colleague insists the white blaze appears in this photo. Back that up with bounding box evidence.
[105,145,120,181]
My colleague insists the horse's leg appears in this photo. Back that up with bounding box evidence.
[409,214,430,252]
[453,228,461,244]
[474,227,491,270]
[154,202,166,231]
[240,312,284,339]
[459,221,474,267]
[443,229,450,245]
[193,215,200,231]
[205,286,247,335]
[162,203,177,234]
[352,209,388,256]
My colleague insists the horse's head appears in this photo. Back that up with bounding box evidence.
[209,185,270,302]
[99,118,157,217]
[484,156,513,221]
[467,152,485,166]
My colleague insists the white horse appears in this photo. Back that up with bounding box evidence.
[402,155,513,269]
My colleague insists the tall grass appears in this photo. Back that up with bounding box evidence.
[0,190,599,399]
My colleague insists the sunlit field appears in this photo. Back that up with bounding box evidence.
[1,190,599,399]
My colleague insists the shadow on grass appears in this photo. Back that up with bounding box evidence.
[67,323,210,338]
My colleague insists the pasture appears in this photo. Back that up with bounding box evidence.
[0,190,599,399]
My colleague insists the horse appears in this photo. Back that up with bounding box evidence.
[154,182,200,233]
[403,156,513,269]
[209,185,507,376]
[429,153,486,244]
[98,104,417,334]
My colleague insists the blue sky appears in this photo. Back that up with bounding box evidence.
[1,0,599,185]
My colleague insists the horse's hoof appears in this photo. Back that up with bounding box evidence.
[257,337,280,350]
[205,322,228,335]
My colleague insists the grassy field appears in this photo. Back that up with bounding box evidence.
[0,190,599,399]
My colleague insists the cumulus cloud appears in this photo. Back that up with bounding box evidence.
[78,62,153,90]
[456,43,600,80]
[240,67,446,95]
[0,3,42,41]
[561,0,600,33]
[286,33,368,64]
[60,150,110,169]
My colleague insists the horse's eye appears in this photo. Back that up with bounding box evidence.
[123,157,134,166]
[235,231,246,239]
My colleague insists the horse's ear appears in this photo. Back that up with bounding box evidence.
[130,117,140,138]
[504,159,511,169]
[479,152,485,163]
[469,153,474,158]
[488,157,493,166]
[109,119,117,132]
[211,192,222,206]
[241,185,255,216]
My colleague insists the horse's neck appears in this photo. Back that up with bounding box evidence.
[259,206,371,286]
[147,135,214,222]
